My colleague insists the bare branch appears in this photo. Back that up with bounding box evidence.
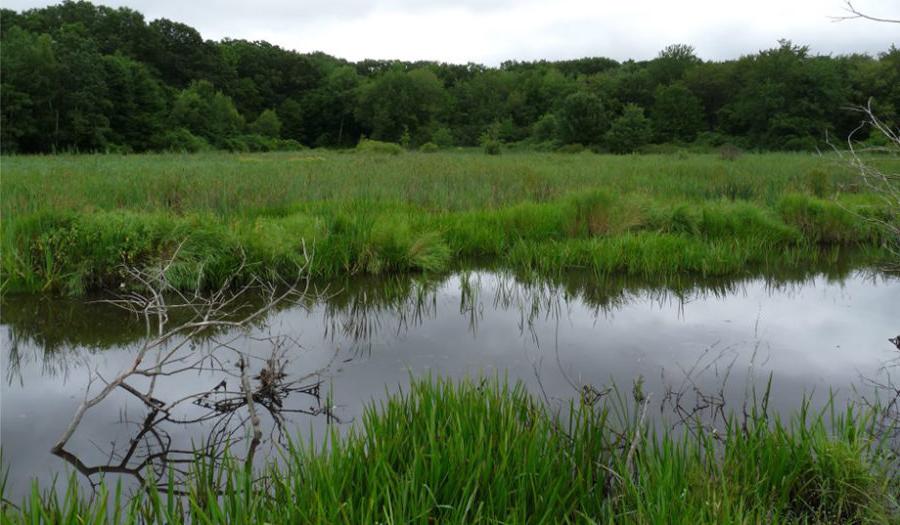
[49,243,340,494]
[831,1,900,24]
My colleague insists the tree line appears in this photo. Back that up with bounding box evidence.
[1,1,898,154]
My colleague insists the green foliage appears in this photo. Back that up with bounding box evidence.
[399,126,411,149]
[355,137,404,155]
[531,113,559,143]
[0,27,59,152]
[556,143,585,154]
[156,128,209,153]
[276,98,304,142]
[170,80,244,147]
[431,126,454,148]
[4,376,896,523]
[1,4,897,153]
[605,104,653,153]
[719,143,743,161]
[418,142,439,153]
[355,68,446,143]
[480,122,502,155]
[1,151,891,294]
[557,91,608,145]
[777,194,880,244]
[249,109,282,138]
[653,82,704,142]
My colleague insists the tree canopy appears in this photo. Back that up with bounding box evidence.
[1,2,897,153]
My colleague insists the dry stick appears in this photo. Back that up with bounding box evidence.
[831,2,900,24]
[240,357,262,473]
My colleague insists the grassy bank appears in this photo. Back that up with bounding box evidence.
[2,151,896,294]
[4,376,897,524]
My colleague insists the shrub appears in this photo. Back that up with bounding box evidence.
[605,104,652,153]
[238,134,277,152]
[480,122,502,155]
[399,127,411,149]
[156,128,209,153]
[558,92,608,145]
[419,142,439,153]
[356,138,404,155]
[250,109,282,138]
[638,143,682,155]
[719,143,743,161]
[695,131,728,147]
[274,138,306,151]
[556,143,585,154]
[482,140,501,155]
[532,113,560,143]
[431,126,455,148]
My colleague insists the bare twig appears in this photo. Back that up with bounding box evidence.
[49,242,340,493]
[831,2,900,24]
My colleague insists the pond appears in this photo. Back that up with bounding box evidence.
[2,267,899,501]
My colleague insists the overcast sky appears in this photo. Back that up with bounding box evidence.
[4,0,898,64]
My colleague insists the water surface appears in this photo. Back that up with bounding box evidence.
[2,269,898,501]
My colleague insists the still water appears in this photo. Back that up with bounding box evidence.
[2,269,898,500]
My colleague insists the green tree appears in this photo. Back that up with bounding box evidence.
[652,83,704,142]
[557,91,607,145]
[448,69,515,145]
[101,53,166,151]
[250,109,282,138]
[531,113,559,143]
[682,61,737,130]
[302,65,361,146]
[276,98,304,142]
[145,18,228,88]
[718,40,846,150]
[0,27,58,152]
[649,44,701,85]
[356,68,447,143]
[53,23,113,151]
[605,104,652,153]
[170,80,244,145]
[431,126,455,148]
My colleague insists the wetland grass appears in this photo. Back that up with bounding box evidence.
[1,151,895,294]
[3,376,897,524]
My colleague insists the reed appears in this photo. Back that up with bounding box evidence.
[3,376,896,523]
[2,151,895,294]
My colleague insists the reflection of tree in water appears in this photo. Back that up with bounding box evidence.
[4,258,891,382]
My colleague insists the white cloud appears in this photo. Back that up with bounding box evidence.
[4,0,897,64]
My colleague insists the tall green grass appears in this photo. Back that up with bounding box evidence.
[3,377,897,523]
[2,152,895,294]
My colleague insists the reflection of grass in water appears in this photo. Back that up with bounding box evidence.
[3,262,893,376]
[2,152,895,295]
[4,376,896,523]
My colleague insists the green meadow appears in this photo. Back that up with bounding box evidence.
[1,150,895,295]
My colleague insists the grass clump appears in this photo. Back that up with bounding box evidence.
[418,142,439,153]
[3,376,896,523]
[777,194,881,244]
[356,138,404,155]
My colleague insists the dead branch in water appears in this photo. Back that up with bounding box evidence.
[50,242,341,491]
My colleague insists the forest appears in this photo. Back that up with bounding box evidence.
[2,1,898,154]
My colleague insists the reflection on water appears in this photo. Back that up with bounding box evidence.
[2,266,899,501]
